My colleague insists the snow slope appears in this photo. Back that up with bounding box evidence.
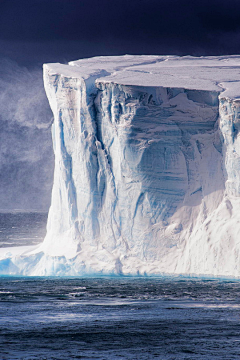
[2,55,240,277]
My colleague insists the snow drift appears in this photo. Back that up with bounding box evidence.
[2,55,240,277]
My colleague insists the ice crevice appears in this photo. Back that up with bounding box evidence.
[2,55,240,276]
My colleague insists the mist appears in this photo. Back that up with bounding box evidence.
[0,58,54,211]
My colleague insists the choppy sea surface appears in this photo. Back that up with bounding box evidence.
[0,212,47,248]
[1,213,240,359]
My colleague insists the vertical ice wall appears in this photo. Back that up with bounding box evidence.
[40,60,240,276]
[220,98,240,196]
[3,55,240,276]
[174,97,240,277]
[42,66,111,258]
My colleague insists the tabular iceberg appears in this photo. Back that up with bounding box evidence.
[2,55,240,277]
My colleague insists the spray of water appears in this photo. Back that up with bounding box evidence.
[0,57,54,211]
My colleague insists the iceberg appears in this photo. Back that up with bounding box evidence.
[2,55,240,277]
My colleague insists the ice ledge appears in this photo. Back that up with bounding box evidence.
[45,55,240,98]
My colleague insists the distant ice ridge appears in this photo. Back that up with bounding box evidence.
[2,55,240,276]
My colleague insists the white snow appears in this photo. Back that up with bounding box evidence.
[2,55,240,277]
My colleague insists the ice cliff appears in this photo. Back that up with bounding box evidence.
[2,55,240,277]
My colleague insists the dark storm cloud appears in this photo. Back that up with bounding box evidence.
[1,0,240,64]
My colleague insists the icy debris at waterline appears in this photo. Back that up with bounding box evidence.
[2,55,240,276]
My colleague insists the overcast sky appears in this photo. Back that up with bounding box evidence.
[1,0,240,66]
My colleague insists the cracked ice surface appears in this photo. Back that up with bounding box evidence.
[2,55,240,276]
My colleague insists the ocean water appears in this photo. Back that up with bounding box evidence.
[1,214,240,359]
[0,212,48,248]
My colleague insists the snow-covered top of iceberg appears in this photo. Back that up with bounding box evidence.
[44,55,240,99]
